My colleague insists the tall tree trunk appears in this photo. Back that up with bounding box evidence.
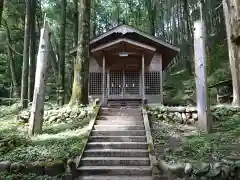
[3,19,20,96]
[70,0,91,105]
[36,0,42,35]
[28,27,50,135]
[21,0,31,108]
[28,0,36,101]
[161,0,165,39]
[71,0,78,94]
[117,2,121,25]
[74,0,78,46]
[0,0,4,26]
[49,40,59,75]
[147,0,156,36]
[183,0,192,74]
[200,0,211,74]
[223,0,240,106]
[172,7,177,45]
[58,0,67,105]
[91,0,97,38]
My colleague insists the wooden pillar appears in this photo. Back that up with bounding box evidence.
[139,71,142,97]
[102,55,106,103]
[107,68,110,99]
[142,54,145,102]
[193,20,212,133]
[160,54,163,104]
[28,27,49,135]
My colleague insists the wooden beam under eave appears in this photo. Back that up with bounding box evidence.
[91,38,156,53]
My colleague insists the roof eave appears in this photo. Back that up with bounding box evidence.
[90,24,180,53]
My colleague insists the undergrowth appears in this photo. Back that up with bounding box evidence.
[164,42,230,106]
[151,107,240,163]
[0,103,91,164]
[0,173,60,180]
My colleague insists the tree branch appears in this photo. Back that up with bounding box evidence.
[2,18,24,56]
[215,3,223,11]
[6,42,23,56]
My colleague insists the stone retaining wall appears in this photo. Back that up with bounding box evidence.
[153,158,240,180]
[148,106,198,125]
[0,160,67,177]
[148,105,240,125]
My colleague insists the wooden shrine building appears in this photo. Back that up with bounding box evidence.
[70,24,180,104]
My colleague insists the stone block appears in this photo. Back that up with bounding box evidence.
[25,161,45,175]
[10,162,25,173]
[0,161,11,173]
[45,160,65,176]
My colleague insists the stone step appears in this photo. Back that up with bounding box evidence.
[89,136,147,142]
[107,101,142,105]
[101,106,141,109]
[153,175,169,180]
[91,130,145,136]
[106,105,141,108]
[84,149,149,157]
[100,111,141,115]
[94,125,145,131]
[77,166,152,176]
[76,175,152,180]
[95,120,144,126]
[86,142,148,149]
[100,113,141,117]
[80,157,150,166]
[97,116,142,121]
[100,108,141,112]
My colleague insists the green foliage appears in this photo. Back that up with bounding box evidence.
[0,0,25,98]
[208,69,231,87]
[0,103,91,164]
[0,54,10,96]
[164,40,230,106]
[164,70,196,105]
[209,43,229,74]
[0,103,21,118]
[0,173,60,180]
[0,132,86,163]
[150,106,240,163]
[0,0,230,103]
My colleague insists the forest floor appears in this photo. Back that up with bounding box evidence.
[0,102,94,179]
[150,106,240,164]
[156,67,240,163]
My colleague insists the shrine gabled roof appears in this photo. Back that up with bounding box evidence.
[90,24,180,52]
[70,24,180,69]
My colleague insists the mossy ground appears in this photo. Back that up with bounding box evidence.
[0,173,60,180]
[150,106,240,163]
[0,103,93,179]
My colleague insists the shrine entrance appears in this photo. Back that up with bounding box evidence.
[70,24,180,104]
[109,71,140,99]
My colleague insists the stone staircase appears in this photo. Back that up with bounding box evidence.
[76,103,152,180]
